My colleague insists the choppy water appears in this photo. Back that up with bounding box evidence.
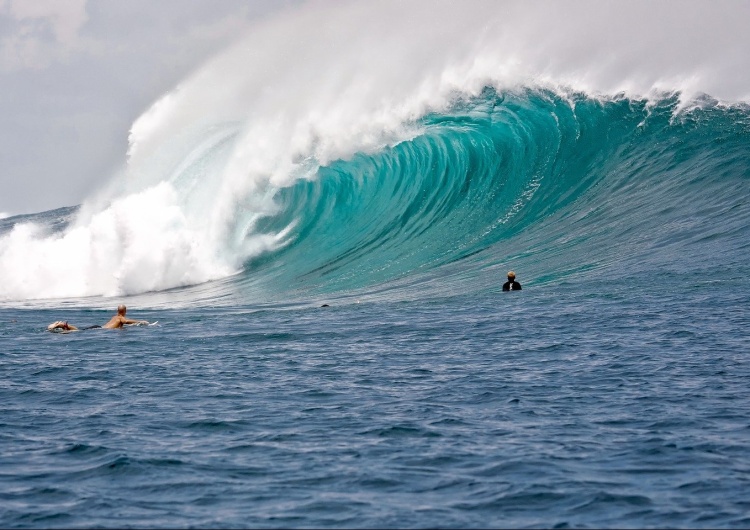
[2,2,750,526]
[2,273,750,527]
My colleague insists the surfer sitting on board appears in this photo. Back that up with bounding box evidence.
[502,271,522,291]
[47,305,150,332]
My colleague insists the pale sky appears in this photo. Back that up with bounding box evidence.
[0,0,292,216]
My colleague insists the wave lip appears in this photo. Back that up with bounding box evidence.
[3,87,748,308]
[2,1,750,305]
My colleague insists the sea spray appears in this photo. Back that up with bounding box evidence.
[1,0,749,303]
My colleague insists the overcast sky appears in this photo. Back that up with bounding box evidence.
[0,0,295,216]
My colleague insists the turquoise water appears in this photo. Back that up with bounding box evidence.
[1,89,749,527]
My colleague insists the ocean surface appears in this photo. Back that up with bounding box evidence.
[2,88,749,528]
[2,3,750,525]
[1,281,750,528]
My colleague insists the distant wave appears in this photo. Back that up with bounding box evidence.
[1,1,749,305]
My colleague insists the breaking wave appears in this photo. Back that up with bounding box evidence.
[1,1,748,306]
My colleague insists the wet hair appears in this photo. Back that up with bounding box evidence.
[117,305,127,315]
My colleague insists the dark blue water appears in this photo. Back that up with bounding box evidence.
[2,88,750,527]
[2,273,750,528]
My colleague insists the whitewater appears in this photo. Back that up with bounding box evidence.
[1,0,749,303]
[1,1,749,527]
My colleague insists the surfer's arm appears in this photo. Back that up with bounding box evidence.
[123,318,149,325]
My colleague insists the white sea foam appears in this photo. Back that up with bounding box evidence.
[1,0,748,302]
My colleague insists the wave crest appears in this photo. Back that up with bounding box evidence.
[2,0,750,304]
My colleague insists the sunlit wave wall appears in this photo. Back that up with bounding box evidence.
[0,0,748,305]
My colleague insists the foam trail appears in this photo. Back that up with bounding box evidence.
[1,0,749,302]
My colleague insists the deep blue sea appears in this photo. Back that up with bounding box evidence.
[1,89,749,527]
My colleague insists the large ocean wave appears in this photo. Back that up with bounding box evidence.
[1,1,749,306]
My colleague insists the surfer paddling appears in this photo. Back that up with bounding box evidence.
[102,305,150,329]
[47,305,150,332]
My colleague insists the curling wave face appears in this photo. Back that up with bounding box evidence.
[1,88,748,306]
[227,89,750,302]
[0,1,749,306]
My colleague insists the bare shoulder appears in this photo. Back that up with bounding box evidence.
[102,315,124,329]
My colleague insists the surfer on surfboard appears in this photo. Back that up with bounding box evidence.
[47,305,151,332]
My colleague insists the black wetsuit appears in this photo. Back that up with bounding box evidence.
[502,280,522,291]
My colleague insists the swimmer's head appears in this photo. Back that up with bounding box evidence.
[507,271,516,279]
[117,305,126,315]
